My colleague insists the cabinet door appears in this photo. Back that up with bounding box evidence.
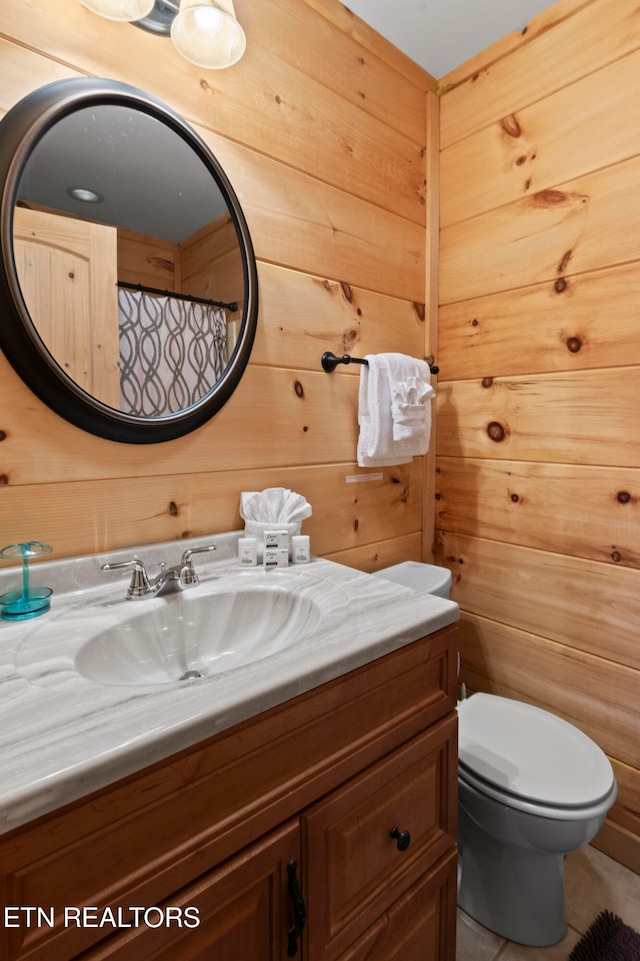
[303,715,457,961]
[83,820,302,961]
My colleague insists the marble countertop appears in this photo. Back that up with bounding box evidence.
[0,532,458,834]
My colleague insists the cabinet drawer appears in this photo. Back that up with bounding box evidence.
[336,850,458,961]
[303,714,457,961]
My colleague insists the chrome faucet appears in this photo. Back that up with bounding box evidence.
[101,545,217,600]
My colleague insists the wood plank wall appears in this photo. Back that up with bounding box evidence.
[0,0,437,573]
[437,0,640,872]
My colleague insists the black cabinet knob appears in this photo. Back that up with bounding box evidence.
[390,826,411,851]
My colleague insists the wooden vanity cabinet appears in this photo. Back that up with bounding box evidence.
[0,626,458,961]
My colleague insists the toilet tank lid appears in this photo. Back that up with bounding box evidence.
[371,561,452,594]
[458,694,615,808]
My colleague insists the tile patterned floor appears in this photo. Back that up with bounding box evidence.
[456,845,640,960]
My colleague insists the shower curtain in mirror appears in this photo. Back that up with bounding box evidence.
[117,288,228,416]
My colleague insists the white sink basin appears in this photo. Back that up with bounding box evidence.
[74,585,322,686]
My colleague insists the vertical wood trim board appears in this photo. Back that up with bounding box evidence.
[423,89,440,562]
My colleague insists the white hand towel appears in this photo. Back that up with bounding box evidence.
[357,354,435,467]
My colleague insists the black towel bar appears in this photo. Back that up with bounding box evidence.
[321,351,439,375]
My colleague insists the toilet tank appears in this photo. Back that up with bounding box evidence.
[372,561,452,599]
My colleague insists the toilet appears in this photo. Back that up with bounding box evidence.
[457,692,616,945]
[372,561,618,947]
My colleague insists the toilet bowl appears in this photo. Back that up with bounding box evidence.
[372,561,618,947]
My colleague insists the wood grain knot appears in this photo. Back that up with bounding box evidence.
[481,377,493,388]
[471,319,479,327]
[611,551,622,562]
[510,493,519,502]
[412,302,425,322]
[554,278,567,293]
[534,189,568,206]
[341,282,353,302]
[487,422,506,442]
[558,249,573,272]
[294,381,304,398]
[500,114,521,138]
[342,328,359,349]
[0,474,9,485]
[566,336,582,353]
[0,430,6,441]
[169,501,179,516]
[617,491,631,504]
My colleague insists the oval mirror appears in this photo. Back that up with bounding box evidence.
[0,78,258,443]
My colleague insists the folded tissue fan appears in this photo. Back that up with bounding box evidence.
[240,487,312,543]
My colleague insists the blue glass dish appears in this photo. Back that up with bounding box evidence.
[0,541,53,620]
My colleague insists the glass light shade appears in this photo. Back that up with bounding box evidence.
[79,0,155,21]
[171,0,246,69]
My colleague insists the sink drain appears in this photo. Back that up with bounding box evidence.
[179,670,203,681]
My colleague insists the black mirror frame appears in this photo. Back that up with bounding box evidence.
[0,78,258,444]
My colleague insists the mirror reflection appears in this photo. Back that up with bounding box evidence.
[14,104,244,416]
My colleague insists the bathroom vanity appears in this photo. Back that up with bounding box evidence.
[0,535,458,960]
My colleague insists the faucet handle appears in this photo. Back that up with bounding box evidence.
[101,558,152,599]
[178,544,217,586]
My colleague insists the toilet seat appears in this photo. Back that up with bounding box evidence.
[458,694,615,817]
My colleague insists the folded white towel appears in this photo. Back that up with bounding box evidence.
[391,375,434,441]
[357,354,435,467]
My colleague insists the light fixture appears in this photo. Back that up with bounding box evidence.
[79,0,155,21]
[66,186,105,204]
[171,0,246,69]
[78,0,246,69]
